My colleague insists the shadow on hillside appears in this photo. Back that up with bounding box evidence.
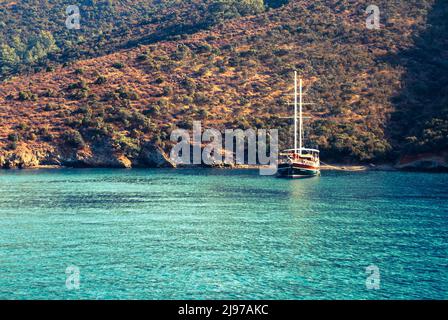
[121,0,291,49]
[386,0,448,155]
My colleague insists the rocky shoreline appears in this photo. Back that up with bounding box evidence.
[1,145,447,172]
[0,143,176,170]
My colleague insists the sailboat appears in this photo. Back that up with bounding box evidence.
[277,72,320,178]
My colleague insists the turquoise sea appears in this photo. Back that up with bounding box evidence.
[0,169,447,300]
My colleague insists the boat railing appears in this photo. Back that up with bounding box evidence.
[282,148,319,153]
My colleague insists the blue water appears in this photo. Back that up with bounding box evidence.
[0,169,446,300]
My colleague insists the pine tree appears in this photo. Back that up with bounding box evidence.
[0,44,19,73]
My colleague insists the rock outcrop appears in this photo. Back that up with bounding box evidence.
[396,152,448,172]
[0,141,175,169]
[59,149,132,169]
[0,146,42,168]
[137,143,176,168]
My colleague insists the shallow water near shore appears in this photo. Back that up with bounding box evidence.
[0,168,447,300]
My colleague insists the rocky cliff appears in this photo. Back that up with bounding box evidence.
[0,142,175,169]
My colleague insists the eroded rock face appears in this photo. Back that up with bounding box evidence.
[64,151,132,168]
[0,140,177,169]
[58,140,132,168]
[138,143,176,168]
[0,146,41,168]
[396,152,448,171]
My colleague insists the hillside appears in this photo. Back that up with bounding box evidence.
[0,0,274,79]
[0,0,447,169]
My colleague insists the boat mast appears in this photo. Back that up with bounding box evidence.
[299,77,303,155]
[293,71,304,155]
[294,71,298,152]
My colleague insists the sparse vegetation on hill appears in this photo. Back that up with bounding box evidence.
[0,0,447,168]
[0,0,278,80]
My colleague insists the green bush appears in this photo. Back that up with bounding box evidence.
[94,75,107,85]
[7,133,19,142]
[62,130,85,149]
[18,91,37,101]
[112,62,125,69]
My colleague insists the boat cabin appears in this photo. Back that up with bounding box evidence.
[280,148,320,162]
